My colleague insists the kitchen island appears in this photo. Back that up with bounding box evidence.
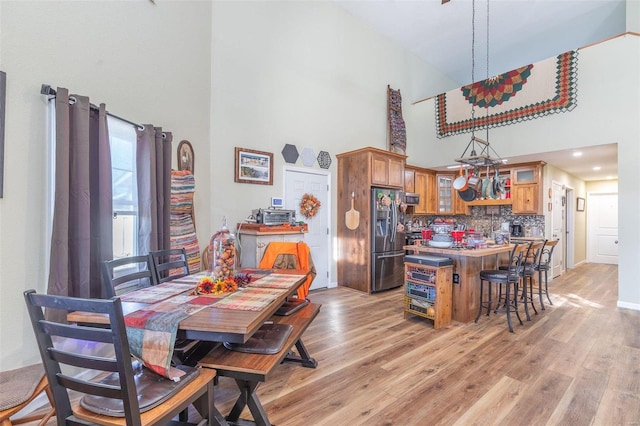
[404,244,513,323]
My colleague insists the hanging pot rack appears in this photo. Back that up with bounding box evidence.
[454,136,504,168]
[454,0,503,171]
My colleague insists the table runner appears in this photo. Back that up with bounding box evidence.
[124,294,220,380]
[213,287,287,311]
[119,281,194,304]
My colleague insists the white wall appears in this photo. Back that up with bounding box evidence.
[543,164,588,264]
[209,1,454,277]
[0,1,213,370]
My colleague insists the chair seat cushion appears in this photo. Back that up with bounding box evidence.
[0,364,44,411]
[80,361,199,417]
[223,323,293,354]
[480,270,520,282]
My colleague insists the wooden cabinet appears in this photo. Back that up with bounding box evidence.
[510,162,544,214]
[436,174,468,215]
[336,147,407,293]
[425,172,437,214]
[238,231,306,268]
[371,151,405,188]
[405,166,437,215]
[511,184,539,214]
[404,262,453,329]
[436,174,453,214]
[404,168,415,193]
[414,171,428,214]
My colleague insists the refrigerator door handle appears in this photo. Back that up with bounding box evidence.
[378,252,405,259]
[390,199,397,242]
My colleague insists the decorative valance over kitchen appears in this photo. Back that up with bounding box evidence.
[435,50,578,138]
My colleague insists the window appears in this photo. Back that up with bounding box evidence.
[108,117,138,259]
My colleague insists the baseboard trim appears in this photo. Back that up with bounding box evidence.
[617,300,640,311]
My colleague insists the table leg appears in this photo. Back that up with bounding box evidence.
[284,338,318,368]
[227,379,271,426]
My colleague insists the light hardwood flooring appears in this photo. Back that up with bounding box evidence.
[24,263,639,425]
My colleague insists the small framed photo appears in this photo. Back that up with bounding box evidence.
[577,197,585,212]
[177,140,194,173]
[235,147,273,185]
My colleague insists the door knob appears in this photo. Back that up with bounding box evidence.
[615,240,618,244]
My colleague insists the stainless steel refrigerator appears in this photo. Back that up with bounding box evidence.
[371,187,406,292]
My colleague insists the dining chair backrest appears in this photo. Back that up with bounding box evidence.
[538,239,559,269]
[102,255,156,298]
[258,241,316,299]
[150,248,189,284]
[529,239,548,265]
[23,290,214,426]
[507,242,529,281]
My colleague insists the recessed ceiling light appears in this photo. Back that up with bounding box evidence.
[593,166,601,171]
[573,152,583,157]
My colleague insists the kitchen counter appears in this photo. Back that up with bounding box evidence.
[510,236,546,241]
[404,244,512,258]
[403,244,512,323]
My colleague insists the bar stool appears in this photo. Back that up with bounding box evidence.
[521,241,545,318]
[533,240,558,309]
[498,240,535,320]
[476,242,528,333]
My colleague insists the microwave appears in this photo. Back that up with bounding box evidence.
[405,193,420,206]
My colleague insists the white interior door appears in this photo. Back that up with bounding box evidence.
[284,167,330,290]
[551,181,565,278]
[587,192,619,264]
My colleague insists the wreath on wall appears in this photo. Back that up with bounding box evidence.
[300,193,321,218]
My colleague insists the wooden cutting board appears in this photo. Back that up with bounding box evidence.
[345,198,360,230]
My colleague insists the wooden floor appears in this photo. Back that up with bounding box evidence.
[25,263,639,425]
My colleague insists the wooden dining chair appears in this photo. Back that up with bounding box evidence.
[150,248,189,284]
[0,364,55,426]
[23,290,223,426]
[102,254,157,298]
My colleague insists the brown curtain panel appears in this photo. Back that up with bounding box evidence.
[136,126,172,254]
[47,88,113,319]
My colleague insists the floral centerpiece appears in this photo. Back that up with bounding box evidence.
[300,193,321,218]
[190,272,254,296]
[191,276,238,295]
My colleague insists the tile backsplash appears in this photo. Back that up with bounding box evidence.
[407,205,544,238]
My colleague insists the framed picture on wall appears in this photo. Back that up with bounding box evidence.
[177,140,194,174]
[234,147,273,185]
[577,197,585,211]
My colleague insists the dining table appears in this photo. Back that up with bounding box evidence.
[67,269,315,425]
[67,269,308,345]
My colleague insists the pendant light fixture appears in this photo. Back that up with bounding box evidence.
[454,0,503,168]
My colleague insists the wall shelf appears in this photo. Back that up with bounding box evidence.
[467,199,513,207]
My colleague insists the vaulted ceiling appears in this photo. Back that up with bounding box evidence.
[334,0,627,180]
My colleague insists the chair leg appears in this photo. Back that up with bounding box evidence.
[544,270,553,305]
[512,282,523,327]
[505,281,514,333]
[521,277,531,321]
[476,279,486,323]
[495,283,504,313]
[538,269,546,310]
[528,276,538,316]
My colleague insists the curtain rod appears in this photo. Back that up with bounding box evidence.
[40,84,166,138]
